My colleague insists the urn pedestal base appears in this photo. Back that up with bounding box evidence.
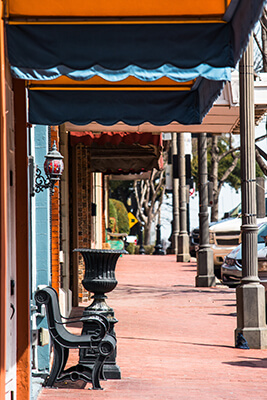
[79,295,121,379]
[74,249,126,380]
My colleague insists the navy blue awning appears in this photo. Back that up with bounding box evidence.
[6,0,265,127]
[28,78,224,126]
[6,0,265,81]
[7,23,234,72]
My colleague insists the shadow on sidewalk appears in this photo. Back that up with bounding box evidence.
[223,356,267,368]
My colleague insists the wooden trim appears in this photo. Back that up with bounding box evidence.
[13,78,31,400]
[8,19,227,25]
[0,2,7,397]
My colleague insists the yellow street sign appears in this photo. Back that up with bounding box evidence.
[128,212,138,228]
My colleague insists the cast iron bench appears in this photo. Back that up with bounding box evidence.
[35,286,116,389]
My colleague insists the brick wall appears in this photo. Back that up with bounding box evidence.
[75,144,92,302]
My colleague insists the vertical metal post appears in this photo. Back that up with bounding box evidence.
[177,132,190,262]
[196,133,216,287]
[139,223,145,254]
[153,213,165,255]
[172,132,179,254]
[235,36,267,348]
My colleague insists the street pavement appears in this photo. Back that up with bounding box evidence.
[37,255,267,400]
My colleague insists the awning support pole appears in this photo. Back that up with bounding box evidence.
[177,132,190,262]
[172,132,179,255]
[195,132,215,287]
[235,36,267,348]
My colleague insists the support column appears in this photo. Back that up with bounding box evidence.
[235,36,267,348]
[14,78,31,398]
[177,132,190,262]
[172,132,179,254]
[196,133,216,287]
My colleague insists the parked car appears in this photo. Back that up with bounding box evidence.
[190,195,267,261]
[221,222,267,287]
[210,215,267,278]
[189,202,243,257]
[190,221,217,257]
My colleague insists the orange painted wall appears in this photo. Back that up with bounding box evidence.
[51,127,60,293]
[13,78,31,400]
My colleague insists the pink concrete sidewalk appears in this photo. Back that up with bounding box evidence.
[37,255,267,400]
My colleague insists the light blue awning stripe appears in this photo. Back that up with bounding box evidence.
[11,64,231,82]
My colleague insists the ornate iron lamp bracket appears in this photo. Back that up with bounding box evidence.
[34,167,58,195]
[30,141,64,196]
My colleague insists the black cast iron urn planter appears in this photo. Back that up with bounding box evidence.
[73,248,126,379]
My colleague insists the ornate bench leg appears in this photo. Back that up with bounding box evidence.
[60,347,69,376]
[91,336,117,390]
[91,356,104,390]
[45,341,65,387]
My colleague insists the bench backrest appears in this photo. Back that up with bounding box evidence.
[35,286,109,347]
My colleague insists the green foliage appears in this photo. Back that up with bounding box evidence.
[126,243,136,254]
[108,199,118,232]
[109,198,130,234]
[256,162,265,178]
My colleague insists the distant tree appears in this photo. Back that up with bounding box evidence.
[133,168,165,245]
[209,134,240,222]
[191,134,264,222]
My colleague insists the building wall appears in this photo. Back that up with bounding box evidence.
[5,67,17,400]
[31,125,51,372]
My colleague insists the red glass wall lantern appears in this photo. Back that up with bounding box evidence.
[33,141,64,195]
